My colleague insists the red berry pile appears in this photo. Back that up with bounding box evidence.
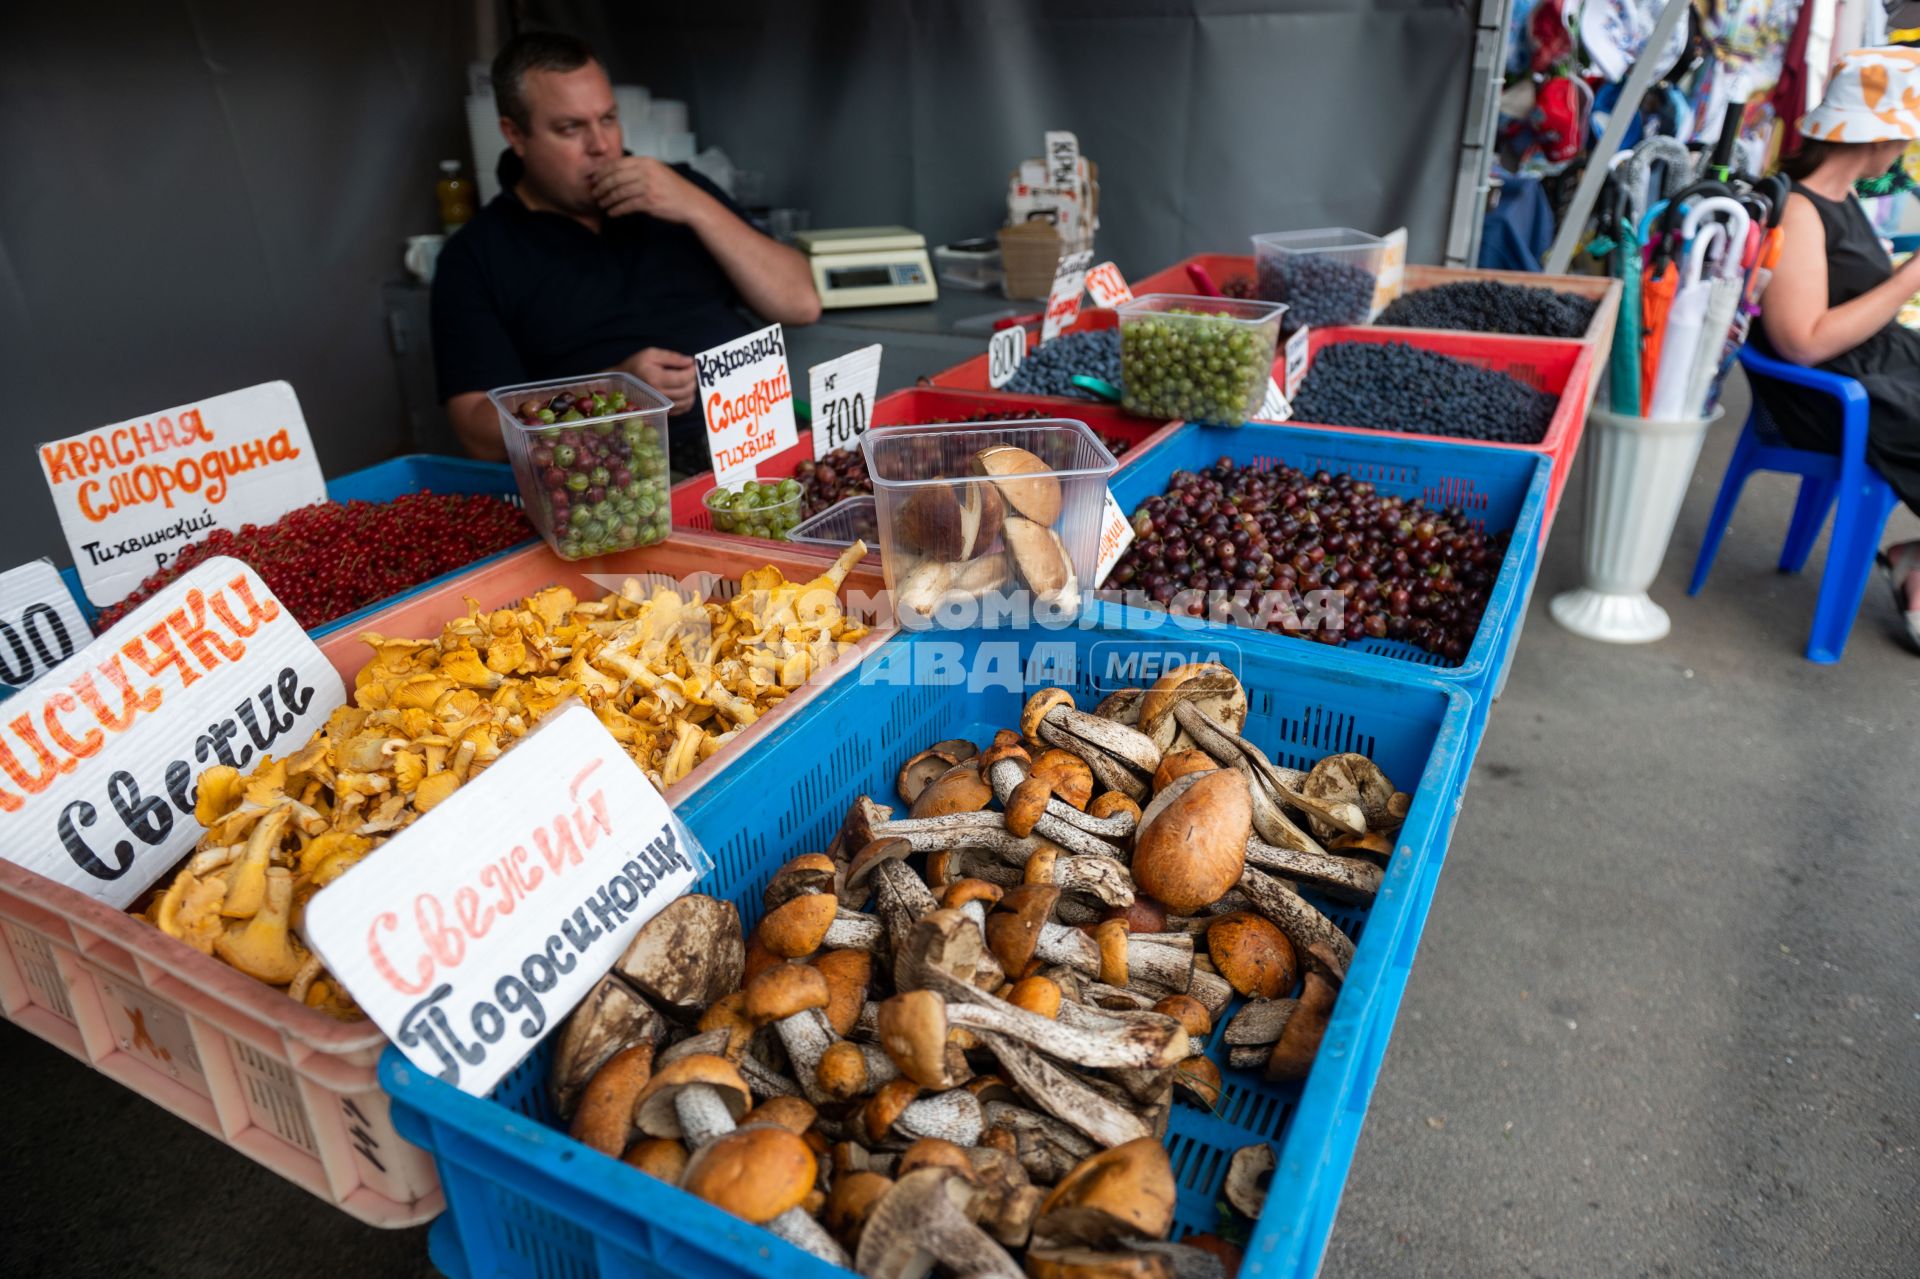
[95,493,534,632]
[1106,458,1506,661]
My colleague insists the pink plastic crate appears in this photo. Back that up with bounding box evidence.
[0,536,888,1225]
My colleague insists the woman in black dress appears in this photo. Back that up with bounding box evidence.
[1756,47,1920,640]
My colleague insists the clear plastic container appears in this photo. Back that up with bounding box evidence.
[934,239,1004,292]
[489,372,673,560]
[1115,294,1285,426]
[701,479,802,541]
[788,494,879,551]
[861,420,1117,622]
[1252,228,1386,328]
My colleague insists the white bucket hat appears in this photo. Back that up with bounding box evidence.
[1800,46,1920,143]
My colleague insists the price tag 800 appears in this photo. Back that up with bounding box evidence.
[988,327,1028,389]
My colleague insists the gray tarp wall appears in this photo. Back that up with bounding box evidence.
[0,0,1471,570]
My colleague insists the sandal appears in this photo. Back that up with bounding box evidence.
[1881,544,1920,651]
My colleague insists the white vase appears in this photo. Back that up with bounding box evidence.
[1550,406,1724,643]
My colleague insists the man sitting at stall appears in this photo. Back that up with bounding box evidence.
[433,31,820,473]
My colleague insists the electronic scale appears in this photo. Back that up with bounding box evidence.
[796,226,938,309]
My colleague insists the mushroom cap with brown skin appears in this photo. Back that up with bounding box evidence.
[846,837,915,896]
[763,854,837,910]
[1103,896,1168,936]
[862,1077,924,1143]
[1034,1137,1177,1250]
[897,1136,981,1184]
[1022,844,1060,888]
[825,1170,894,1250]
[1208,912,1297,1000]
[1004,518,1075,597]
[681,1124,818,1225]
[1131,770,1251,913]
[912,759,995,818]
[568,1042,655,1156]
[985,883,1064,978]
[742,929,784,987]
[980,730,1032,776]
[973,443,1063,525]
[1263,944,1342,1082]
[611,894,745,1021]
[632,1054,751,1139]
[898,477,1006,561]
[898,748,963,806]
[1006,776,1053,838]
[1026,1247,1175,1279]
[1152,749,1218,795]
[876,990,955,1088]
[942,878,1007,914]
[1030,749,1095,811]
[1173,1056,1222,1109]
[812,948,872,1038]
[620,1136,688,1182]
[1087,792,1141,825]
[759,891,838,959]
[547,973,663,1119]
[744,961,832,1024]
[1151,994,1213,1042]
[1093,688,1144,725]
[1135,663,1248,754]
[1021,689,1075,748]
[743,1095,818,1134]
[816,1040,878,1101]
[1006,975,1063,1020]
[1091,919,1131,988]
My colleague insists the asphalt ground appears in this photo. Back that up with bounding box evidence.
[3,373,1916,1278]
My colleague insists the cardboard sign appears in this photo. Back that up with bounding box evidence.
[1258,378,1293,422]
[988,327,1028,389]
[696,324,797,489]
[1044,130,1081,191]
[0,556,342,909]
[1084,262,1134,309]
[40,382,326,609]
[1041,250,1095,344]
[1285,326,1312,399]
[304,705,708,1096]
[0,561,91,692]
[1094,490,1136,589]
[808,345,883,460]
[1370,228,1409,319]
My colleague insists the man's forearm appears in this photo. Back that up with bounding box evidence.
[688,199,822,325]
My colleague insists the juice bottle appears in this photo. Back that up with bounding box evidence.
[437,159,475,233]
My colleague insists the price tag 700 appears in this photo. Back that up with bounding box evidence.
[808,345,883,460]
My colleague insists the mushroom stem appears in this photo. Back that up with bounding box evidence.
[975,1030,1151,1147]
[1035,719,1150,801]
[872,858,939,990]
[1123,934,1196,994]
[1171,702,1362,846]
[877,814,1056,861]
[769,1007,837,1106]
[981,1102,1098,1184]
[673,1085,738,1148]
[1242,838,1382,902]
[1035,920,1101,976]
[986,758,1137,845]
[824,909,889,954]
[933,981,1187,1071]
[764,1208,851,1268]
[1237,868,1355,969]
[893,1089,987,1145]
[1037,705,1163,776]
[855,1168,1023,1279]
[1028,852,1134,908]
[1224,998,1298,1047]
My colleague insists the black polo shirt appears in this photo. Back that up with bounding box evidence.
[431,152,759,463]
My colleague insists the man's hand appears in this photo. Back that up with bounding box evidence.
[617,347,697,413]
[590,156,716,225]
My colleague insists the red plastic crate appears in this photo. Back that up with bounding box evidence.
[669,385,1177,557]
[1128,252,1256,297]
[1265,326,1594,528]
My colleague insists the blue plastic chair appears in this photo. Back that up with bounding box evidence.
[1688,345,1901,662]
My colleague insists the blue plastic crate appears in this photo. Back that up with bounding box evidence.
[48,454,526,638]
[382,623,1480,1279]
[1096,421,1550,719]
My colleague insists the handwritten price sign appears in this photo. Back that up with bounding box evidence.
[304,705,708,1096]
[1084,262,1134,309]
[697,325,797,489]
[808,345,883,460]
[39,382,325,609]
[1094,490,1135,588]
[0,561,89,693]
[0,557,342,908]
[1041,250,1094,344]
[988,327,1028,389]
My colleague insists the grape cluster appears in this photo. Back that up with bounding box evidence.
[705,478,802,540]
[1377,280,1598,338]
[1256,253,1378,328]
[1290,341,1557,444]
[509,387,670,558]
[1106,458,1506,661]
[1119,309,1278,425]
[1002,329,1122,399]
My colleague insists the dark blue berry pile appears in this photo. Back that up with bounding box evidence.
[1377,280,1598,338]
[1002,329,1122,399]
[1257,253,1378,327]
[1291,341,1557,444]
